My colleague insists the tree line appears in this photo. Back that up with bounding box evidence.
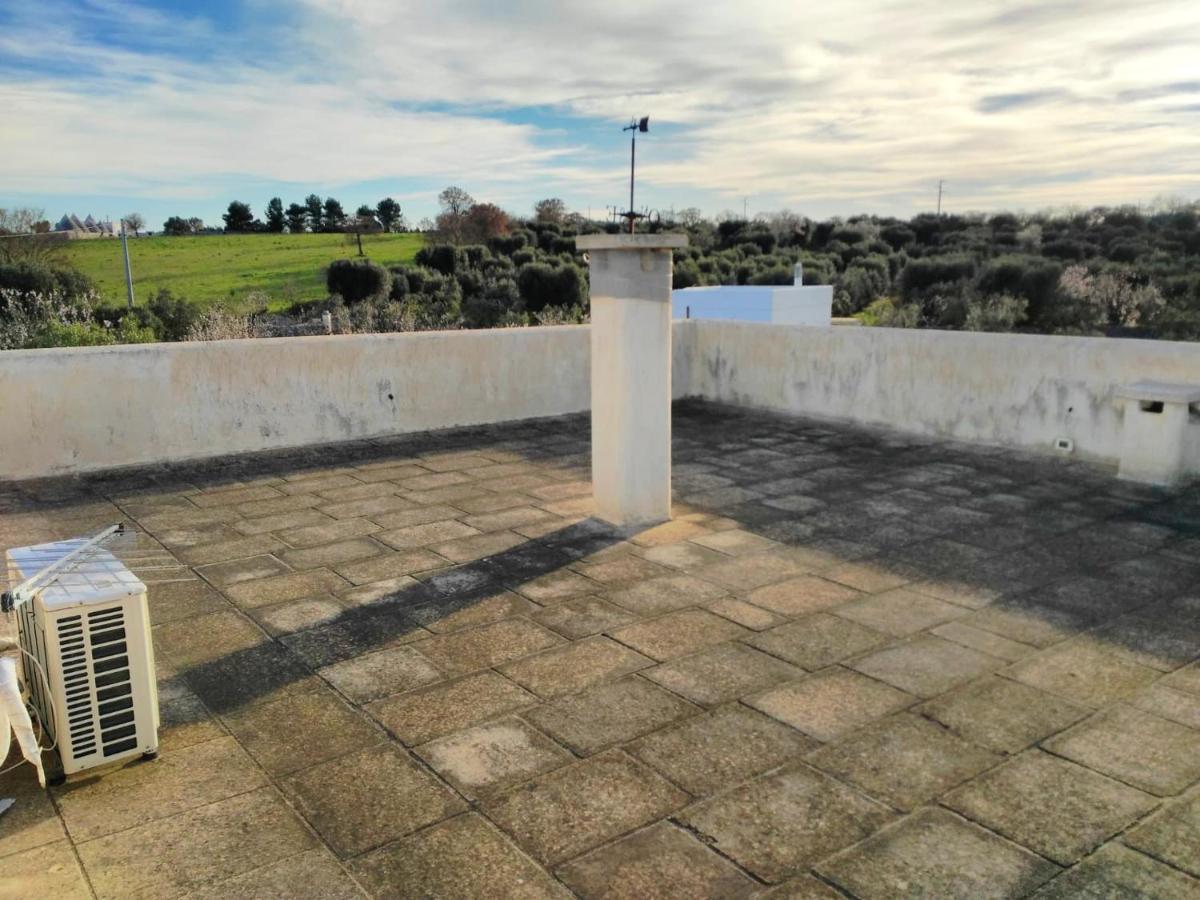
[162,196,406,236]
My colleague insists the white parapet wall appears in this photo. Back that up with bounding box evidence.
[0,327,592,479]
[676,319,1200,469]
[672,284,833,326]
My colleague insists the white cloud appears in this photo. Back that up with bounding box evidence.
[3,0,1200,216]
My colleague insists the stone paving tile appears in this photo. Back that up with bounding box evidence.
[744,575,862,617]
[251,594,345,636]
[532,594,638,638]
[706,595,788,630]
[157,693,225,752]
[371,504,464,530]
[918,675,1088,753]
[499,635,652,699]
[76,787,317,899]
[230,507,331,535]
[411,617,562,675]
[195,553,290,586]
[627,518,711,547]
[604,574,727,616]
[759,875,846,898]
[694,551,809,591]
[320,494,417,520]
[188,847,362,900]
[482,750,688,866]
[642,641,803,707]
[176,533,284,565]
[1083,605,1200,672]
[638,540,730,572]
[1131,681,1200,730]
[834,587,967,637]
[1006,641,1161,708]
[817,808,1060,899]
[53,736,267,842]
[221,689,381,776]
[572,554,669,585]
[931,619,1037,662]
[524,675,698,755]
[629,703,818,796]
[0,841,92,899]
[1030,842,1200,899]
[223,568,349,608]
[281,742,465,858]
[747,613,889,671]
[416,717,573,800]
[0,755,67,858]
[849,635,1003,698]
[277,537,383,570]
[514,569,601,603]
[334,548,445,584]
[748,667,915,742]
[153,608,266,668]
[351,813,570,899]
[822,557,916,593]
[146,577,227,624]
[609,607,751,660]
[377,518,480,549]
[943,749,1158,864]
[1044,705,1200,797]
[807,713,1001,811]
[407,589,539,634]
[1124,786,1200,877]
[1164,660,1200,696]
[678,763,894,884]
[367,671,539,745]
[556,821,759,899]
[319,643,443,703]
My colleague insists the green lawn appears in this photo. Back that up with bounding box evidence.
[60,232,424,309]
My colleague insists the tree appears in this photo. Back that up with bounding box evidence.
[285,203,308,233]
[187,217,205,234]
[162,216,192,236]
[677,207,705,228]
[222,201,256,233]
[304,194,324,231]
[322,197,346,232]
[534,198,566,225]
[123,212,145,236]
[265,198,285,233]
[439,186,474,217]
[376,198,402,232]
[464,203,510,243]
[356,204,373,217]
[0,207,44,235]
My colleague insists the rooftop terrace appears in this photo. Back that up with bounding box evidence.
[2,401,1198,898]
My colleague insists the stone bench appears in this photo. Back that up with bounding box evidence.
[1115,381,1200,486]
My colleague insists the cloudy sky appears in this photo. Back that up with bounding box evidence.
[3,0,1199,229]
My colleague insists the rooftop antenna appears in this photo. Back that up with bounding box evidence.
[621,116,649,233]
[937,179,944,217]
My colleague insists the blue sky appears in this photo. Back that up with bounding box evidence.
[3,0,1199,231]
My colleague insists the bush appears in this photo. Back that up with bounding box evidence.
[516,263,586,312]
[326,258,391,303]
[899,255,976,296]
[0,260,93,298]
[857,297,921,328]
[414,244,463,275]
[964,293,1028,332]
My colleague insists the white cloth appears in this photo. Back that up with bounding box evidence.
[0,652,45,787]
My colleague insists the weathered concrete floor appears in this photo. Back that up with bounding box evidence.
[2,401,1199,899]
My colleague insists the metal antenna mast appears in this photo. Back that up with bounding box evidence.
[621,116,649,233]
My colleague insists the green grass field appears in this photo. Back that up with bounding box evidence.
[60,232,424,309]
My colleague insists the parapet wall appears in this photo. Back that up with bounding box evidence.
[0,327,592,479]
[3,320,1199,479]
[675,319,1200,468]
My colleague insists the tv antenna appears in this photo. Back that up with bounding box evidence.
[620,116,649,233]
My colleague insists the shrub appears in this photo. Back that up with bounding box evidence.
[899,254,976,296]
[857,297,921,328]
[964,293,1028,332]
[517,263,586,312]
[0,260,93,298]
[326,258,391,303]
[414,244,463,275]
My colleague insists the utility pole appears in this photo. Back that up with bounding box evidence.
[622,117,649,233]
[744,196,749,221]
[937,180,944,217]
[120,218,135,310]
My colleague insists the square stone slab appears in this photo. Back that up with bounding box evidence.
[407,589,539,634]
[53,735,266,842]
[706,596,788,630]
[278,537,383,570]
[678,763,893,883]
[412,618,562,675]
[281,742,464,857]
[1043,705,1200,797]
[931,620,1036,662]
[695,553,808,591]
[807,713,1001,811]
[1131,682,1200,730]
[533,595,638,639]
[318,644,444,703]
[744,576,863,617]
[221,689,382,776]
[1029,843,1200,899]
[605,574,727,616]
[835,588,966,637]
[849,636,1003,698]
[818,808,1060,899]
[556,821,758,899]
[747,614,888,671]
[367,671,538,745]
[146,578,228,625]
[223,569,349,609]
[943,749,1157,864]
[1006,641,1161,707]
[918,675,1088,753]
[187,847,363,900]
[482,750,688,866]
[692,528,776,555]
[516,569,602,603]
[196,554,290,587]
[1125,787,1200,877]
[416,718,573,799]
[524,675,697,755]
[643,641,803,707]
[350,813,570,900]
[499,636,652,698]
[749,668,915,742]
[609,608,750,661]
[76,787,316,900]
[4,841,102,900]
[629,703,818,796]
[639,541,730,572]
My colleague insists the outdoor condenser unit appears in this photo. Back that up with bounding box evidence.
[3,525,159,777]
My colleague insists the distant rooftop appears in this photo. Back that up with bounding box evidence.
[2,402,1198,898]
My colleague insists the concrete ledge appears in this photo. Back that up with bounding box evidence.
[575,234,688,251]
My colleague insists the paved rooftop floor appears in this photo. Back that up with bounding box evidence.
[2,400,1199,899]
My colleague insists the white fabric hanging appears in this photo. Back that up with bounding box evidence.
[0,653,45,787]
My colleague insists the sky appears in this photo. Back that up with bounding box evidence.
[2,0,1200,231]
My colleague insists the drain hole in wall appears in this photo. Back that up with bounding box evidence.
[1139,400,1164,414]
[387,393,395,401]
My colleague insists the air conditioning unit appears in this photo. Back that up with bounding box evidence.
[4,530,159,777]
